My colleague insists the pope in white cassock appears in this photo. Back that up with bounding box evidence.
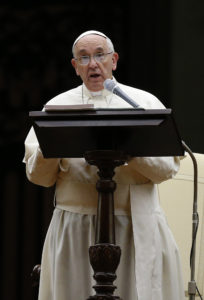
[23,30,185,300]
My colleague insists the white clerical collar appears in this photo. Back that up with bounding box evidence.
[90,90,103,97]
[82,77,117,99]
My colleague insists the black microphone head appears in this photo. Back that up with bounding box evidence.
[103,78,116,92]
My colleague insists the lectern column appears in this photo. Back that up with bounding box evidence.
[85,150,128,300]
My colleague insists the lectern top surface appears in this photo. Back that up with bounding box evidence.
[29,108,172,120]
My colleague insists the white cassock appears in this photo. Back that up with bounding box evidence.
[23,81,185,300]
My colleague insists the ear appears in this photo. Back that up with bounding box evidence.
[71,58,80,76]
[112,52,119,71]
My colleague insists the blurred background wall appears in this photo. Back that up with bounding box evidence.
[0,1,204,299]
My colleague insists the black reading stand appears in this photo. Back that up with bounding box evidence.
[29,108,184,300]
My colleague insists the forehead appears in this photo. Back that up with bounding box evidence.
[74,34,108,55]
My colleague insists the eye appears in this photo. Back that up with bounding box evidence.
[96,53,104,58]
[79,56,90,64]
[95,53,105,62]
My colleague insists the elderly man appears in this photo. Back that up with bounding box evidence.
[23,30,185,300]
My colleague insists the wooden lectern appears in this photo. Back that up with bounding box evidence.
[29,108,184,300]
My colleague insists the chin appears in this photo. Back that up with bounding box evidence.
[88,83,104,92]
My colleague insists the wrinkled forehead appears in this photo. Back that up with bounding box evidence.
[73,34,109,55]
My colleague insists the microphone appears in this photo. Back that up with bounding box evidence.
[103,79,144,109]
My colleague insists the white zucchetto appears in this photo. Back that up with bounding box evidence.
[72,30,108,49]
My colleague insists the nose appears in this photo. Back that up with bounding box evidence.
[89,56,98,67]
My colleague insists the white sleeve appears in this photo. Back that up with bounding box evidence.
[23,127,60,187]
[129,156,180,184]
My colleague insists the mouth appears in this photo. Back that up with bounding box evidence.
[89,73,102,80]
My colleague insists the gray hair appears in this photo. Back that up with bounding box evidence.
[72,30,115,57]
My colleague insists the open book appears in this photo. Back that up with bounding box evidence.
[44,104,94,111]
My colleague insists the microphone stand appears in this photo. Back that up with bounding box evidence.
[181,141,200,300]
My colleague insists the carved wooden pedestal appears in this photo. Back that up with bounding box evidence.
[85,150,129,300]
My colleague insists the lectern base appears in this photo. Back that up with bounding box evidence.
[85,150,128,300]
[87,243,122,300]
[87,296,122,300]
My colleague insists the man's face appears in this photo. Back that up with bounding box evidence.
[71,35,119,91]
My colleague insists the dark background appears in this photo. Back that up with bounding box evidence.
[1,1,204,299]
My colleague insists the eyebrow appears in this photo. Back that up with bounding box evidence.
[78,46,105,55]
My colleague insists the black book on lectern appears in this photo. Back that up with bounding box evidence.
[29,108,184,158]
